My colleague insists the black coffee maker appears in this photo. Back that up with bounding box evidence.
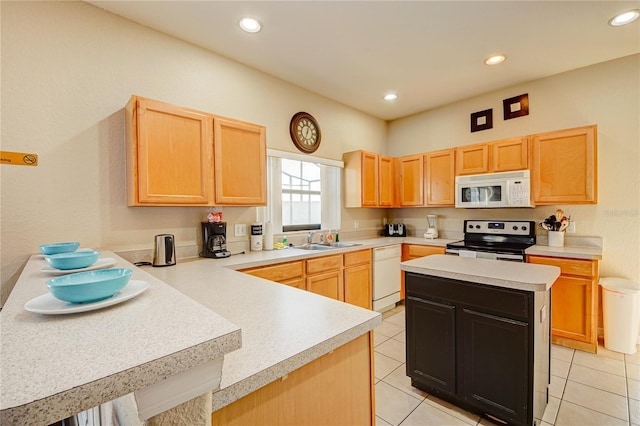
[201,222,231,258]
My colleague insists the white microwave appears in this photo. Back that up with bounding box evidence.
[455,170,534,208]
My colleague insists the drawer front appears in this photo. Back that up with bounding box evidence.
[243,261,304,282]
[528,256,595,277]
[280,277,306,290]
[405,244,445,259]
[406,273,531,321]
[307,254,343,275]
[344,249,371,267]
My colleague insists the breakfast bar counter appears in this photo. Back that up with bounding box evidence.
[0,252,242,425]
[1,246,381,425]
[145,256,381,414]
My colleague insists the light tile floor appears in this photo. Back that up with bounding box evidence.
[374,304,640,426]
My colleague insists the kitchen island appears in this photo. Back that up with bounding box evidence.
[401,255,560,426]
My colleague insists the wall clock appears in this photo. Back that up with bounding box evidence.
[290,112,321,154]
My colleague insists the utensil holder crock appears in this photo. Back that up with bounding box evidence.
[548,231,564,247]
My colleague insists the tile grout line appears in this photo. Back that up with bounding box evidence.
[565,347,633,423]
[625,356,632,426]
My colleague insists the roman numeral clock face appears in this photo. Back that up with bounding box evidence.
[290,112,321,153]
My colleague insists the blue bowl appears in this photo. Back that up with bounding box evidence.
[39,242,80,255]
[45,251,101,270]
[46,268,132,303]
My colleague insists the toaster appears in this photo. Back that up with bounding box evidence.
[384,223,406,237]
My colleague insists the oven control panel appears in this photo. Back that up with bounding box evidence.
[464,220,533,236]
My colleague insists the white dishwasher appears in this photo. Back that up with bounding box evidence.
[372,244,402,312]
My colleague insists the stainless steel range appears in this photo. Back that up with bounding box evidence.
[445,220,536,262]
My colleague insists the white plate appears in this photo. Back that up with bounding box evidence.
[24,280,150,315]
[41,257,117,275]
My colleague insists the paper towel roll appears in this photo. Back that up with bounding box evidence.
[264,222,274,251]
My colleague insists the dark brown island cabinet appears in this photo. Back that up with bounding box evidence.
[405,272,552,426]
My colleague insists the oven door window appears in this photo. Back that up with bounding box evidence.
[461,185,502,203]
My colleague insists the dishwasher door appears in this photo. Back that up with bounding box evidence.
[372,244,402,312]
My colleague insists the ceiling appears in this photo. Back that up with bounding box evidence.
[87,1,640,121]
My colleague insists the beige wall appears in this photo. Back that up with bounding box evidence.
[0,1,387,303]
[388,54,640,282]
[2,2,638,305]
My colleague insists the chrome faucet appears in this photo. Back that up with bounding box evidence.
[307,232,315,244]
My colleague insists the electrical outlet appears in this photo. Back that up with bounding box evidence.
[235,224,247,237]
[354,220,359,229]
[566,221,576,233]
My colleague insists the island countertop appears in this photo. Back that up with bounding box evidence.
[402,254,561,291]
[0,252,242,425]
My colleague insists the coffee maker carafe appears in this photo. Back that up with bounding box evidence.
[201,222,231,258]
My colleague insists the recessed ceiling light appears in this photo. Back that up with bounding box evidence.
[239,17,262,33]
[383,93,398,101]
[609,9,640,26]
[485,54,506,65]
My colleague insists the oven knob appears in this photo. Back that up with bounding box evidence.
[513,226,518,231]
[521,226,527,231]
[468,224,473,229]
[475,225,481,229]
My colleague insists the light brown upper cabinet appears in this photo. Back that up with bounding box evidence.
[490,137,529,172]
[344,150,378,207]
[424,149,455,206]
[456,137,528,176]
[530,125,597,204]
[456,143,489,175]
[397,154,424,207]
[126,96,213,206]
[343,150,393,208]
[378,155,394,207]
[213,117,267,205]
[126,95,267,207]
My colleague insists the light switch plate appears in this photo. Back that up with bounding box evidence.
[566,221,576,233]
[235,224,247,237]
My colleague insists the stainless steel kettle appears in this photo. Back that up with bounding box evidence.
[152,234,176,267]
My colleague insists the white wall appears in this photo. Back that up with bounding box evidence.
[388,54,640,283]
[0,1,387,304]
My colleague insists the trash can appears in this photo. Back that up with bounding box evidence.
[600,277,640,354]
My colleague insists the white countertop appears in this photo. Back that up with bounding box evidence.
[0,235,597,424]
[0,252,241,425]
[401,254,561,292]
[219,236,458,271]
[525,243,603,260]
[145,257,381,411]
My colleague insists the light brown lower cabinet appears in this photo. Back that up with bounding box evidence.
[241,261,304,288]
[400,245,446,299]
[211,333,375,425]
[240,250,372,309]
[344,250,372,310]
[307,270,344,300]
[528,255,599,353]
[306,255,344,300]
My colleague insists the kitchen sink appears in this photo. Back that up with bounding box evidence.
[295,242,362,251]
[319,242,362,248]
[295,244,337,251]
